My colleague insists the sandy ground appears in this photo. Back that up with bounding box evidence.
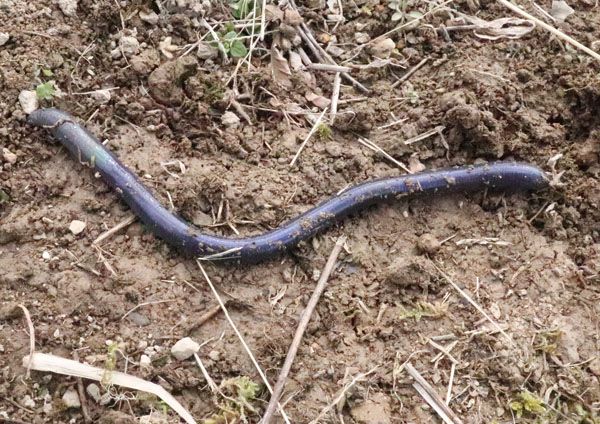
[0,0,599,423]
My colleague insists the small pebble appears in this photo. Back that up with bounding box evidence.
[120,36,140,57]
[20,395,35,409]
[196,42,218,59]
[416,233,441,255]
[69,220,86,235]
[2,148,17,164]
[208,350,220,361]
[139,10,159,25]
[221,111,240,128]
[58,0,78,16]
[90,89,111,104]
[127,311,150,327]
[139,354,152,368]
[62,388,81,409]
[18,90,39,114]
[42,402,53,414]
[354,32,370,44]
[42,251,51,260]
[86,383,101,403]
[0,32,9,46]
[368,38,395,58]
[171,337,200,360]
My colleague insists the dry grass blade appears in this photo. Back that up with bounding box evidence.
[18,305,35,378]
[290,108,328,167]
[497,0,600,61]
[23,352,197,424]
[261,236,347,424]
[404,362,463,424]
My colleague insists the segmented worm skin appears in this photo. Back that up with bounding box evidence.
[28,108,548,263]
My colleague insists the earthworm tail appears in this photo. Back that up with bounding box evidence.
[28,108,548,263]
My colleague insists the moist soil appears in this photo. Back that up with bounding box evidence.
[1,0,599,423]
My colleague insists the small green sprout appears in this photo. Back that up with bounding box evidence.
[42,69,54,77]
[399,301,448,321]
[509,390,546,418]
[35,81,56,100]
[221,31,247,58]
[0,189,10,204]
[205,376,261,423]
[316,123,333,140]
[230,0,256,19]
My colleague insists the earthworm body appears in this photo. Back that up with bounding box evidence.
[28,108,548,263]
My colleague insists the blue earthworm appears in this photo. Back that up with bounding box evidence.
[28,108,548,262]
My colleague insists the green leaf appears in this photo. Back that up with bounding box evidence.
[229,40,247,57]
[223,31,238,41]
[42,69,54,77]
[35,82,56,100]
[407,10,423,20]
[0,189,10,204]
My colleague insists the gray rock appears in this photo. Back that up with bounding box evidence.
[62,388,81,409]
[58,0,78,16]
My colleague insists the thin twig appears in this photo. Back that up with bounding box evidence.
[404,125,446,145]
[446,362,456,405]
[497,0,600,62]
[308,63,352,73]
[404,362,463,424]
[18,305,35,378]
[196,261,291,424]
[193,353,219,393]
[261,236,347,424]
[186,304,223,332]
[93,214,137,245]
[330,72,341,125]
[377,117,408,130]
[73,351,92,423]
[391,57,430,88]
[357,137,412,174]
[290,108,328,167]
[121,300,176,320]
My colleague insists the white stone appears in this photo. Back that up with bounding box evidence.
[62,388,81,409]
[69,220,86,235]
[120,36,140,57]
[18,90,39,114]
[20,395,35,408]
[354,32,370,44]
[139,10,159,25]
[140,354,152,368]
[42,251,51,260]
[221,111,240,128]
[2,148,17,164]
[42,402,53,414]
[58,0,78,16]
[170,337,200,360]
[86,383,101,403]
[0,32,9,46]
